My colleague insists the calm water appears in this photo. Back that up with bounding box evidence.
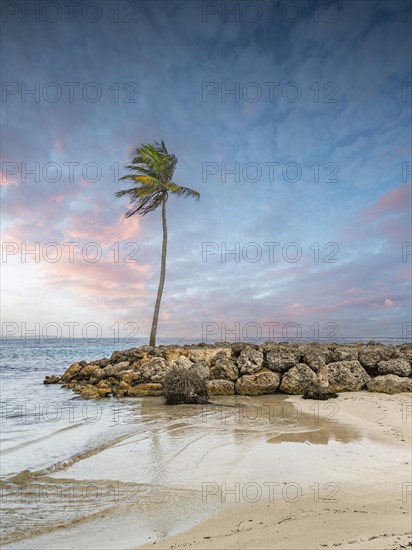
[1,337,408,549]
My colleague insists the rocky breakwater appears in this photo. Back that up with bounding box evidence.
[44,342,412,399]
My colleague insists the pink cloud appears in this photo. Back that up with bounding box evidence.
[362,182,411,222]
[0,171,18,187]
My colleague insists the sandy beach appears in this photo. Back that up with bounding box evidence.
[139,392,412,550]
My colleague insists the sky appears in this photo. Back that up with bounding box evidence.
[1,0,411,342]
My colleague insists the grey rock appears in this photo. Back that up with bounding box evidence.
[237,347,264,375]
[326,360,370,392]
[279,364,317,394]
[367,375,412,394]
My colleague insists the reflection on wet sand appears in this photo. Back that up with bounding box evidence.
[2,395,405,549]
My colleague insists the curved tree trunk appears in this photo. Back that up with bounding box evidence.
[149,195,168,347]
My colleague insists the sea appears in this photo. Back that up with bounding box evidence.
[0,336,408,549]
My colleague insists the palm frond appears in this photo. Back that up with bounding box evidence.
[168,183,200,200]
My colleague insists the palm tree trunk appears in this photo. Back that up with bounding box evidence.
[149,195,167,347]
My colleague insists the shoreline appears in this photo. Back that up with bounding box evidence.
[137,391,412,550]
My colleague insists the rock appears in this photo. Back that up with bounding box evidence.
[266,347,301,373]
[235,369,281,395]
[210,357,238,381]
[73,384,111,399]
[139,357,170,383]
[190,360,210,381]
[79,364,100,379]
[231,342,259,356]
[174,356,194,369]
[279,364,316,394]
[326,361,370,392]
[207,379,235,396]
[188,347,231,366]
[89,368,106,384]
[358,345,399,369]
[127,383,163,397]
[162,347,188,362]
[96,358,110,367]
[97,380,113,390]
[302,348,329,371]
[61,362,83,382]
[121,370,142,385]
[43,375,61,384]
[237,347,264,375]
[101,361,130,379]
[331,346,358,362]
[367,375,412,394]
[399,345,412,362]
[112,381,131,398]
[377,358,411,377]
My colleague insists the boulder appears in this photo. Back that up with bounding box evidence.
[162,347,188,362]
[188,347,231,366]
[302,348,330,371]
[210,357,238,381]
[73,384,111,399]
[139,357,171,383]
[399,346,412,362]
[377,358,411,377]
[235,369,281,395]
[237,347,264,375]
[367,375,412,394]
[121,370,143,385]
[89,368,107,384]
[331,346,358,362]
[101,361,131,379]
[127,383,163,397]
[96,358,110,367]
[279,364,317,394]
[61,362,83,382]
[207,379,235,396]
[43,375,61,384]
[174,356,193,370]
[266,347,301,373]
[326,360,370,392]
[358,346,399,369]
[112,381,131,398]
[231,342,259,356]
[79,364,100,379]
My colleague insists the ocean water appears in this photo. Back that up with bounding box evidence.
[1,336,409,549]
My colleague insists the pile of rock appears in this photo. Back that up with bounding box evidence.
[43,342,412,399]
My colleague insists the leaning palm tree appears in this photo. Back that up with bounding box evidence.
[116,141,200,347]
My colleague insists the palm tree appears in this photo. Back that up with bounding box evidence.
[116,141,200,347]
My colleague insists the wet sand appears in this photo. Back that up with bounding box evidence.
[139,392,412,550]
[2,392,411,549]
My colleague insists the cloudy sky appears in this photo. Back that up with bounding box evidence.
[1,0,411,342]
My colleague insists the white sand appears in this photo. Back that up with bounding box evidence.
[139,392,412,550]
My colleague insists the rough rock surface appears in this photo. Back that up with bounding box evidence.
[377,358,411,377]
[266,347,302,373]
[235,370,281,395]
[207,379,235,395]
[210,357,238,381]
[358,345,399,369]
[237,347,264,375]
[279,364,317,394]
[367,375,412,394]
[326,361,370,392]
